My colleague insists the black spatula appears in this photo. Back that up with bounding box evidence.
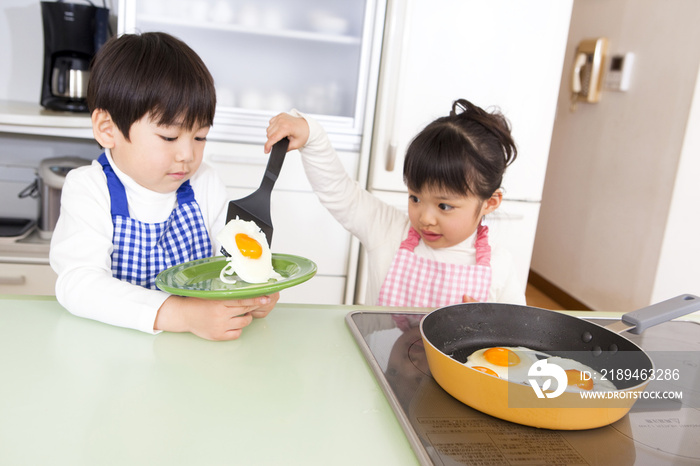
[223,137,289,251]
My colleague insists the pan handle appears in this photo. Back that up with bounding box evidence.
[618,294,700,334]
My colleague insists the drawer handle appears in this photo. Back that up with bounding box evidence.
[385,143,397,172]
[0,275,26,285]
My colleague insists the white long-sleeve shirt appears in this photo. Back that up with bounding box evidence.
[294,110,525,306]
[50,149,228,333]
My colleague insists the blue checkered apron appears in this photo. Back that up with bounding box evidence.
[98,154,213,289]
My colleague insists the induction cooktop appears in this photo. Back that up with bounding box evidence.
[346,311,700,466]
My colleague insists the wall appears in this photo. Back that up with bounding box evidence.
[1,0,118,103]
[1,0,44,103]
[531,0,700,311]
[652,62,700,303]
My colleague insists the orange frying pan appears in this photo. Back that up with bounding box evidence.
[419,294,700,430]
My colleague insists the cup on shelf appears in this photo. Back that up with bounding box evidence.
[190,0,210,22]
[216,86,236,107]
[302,83,343,115]
[262,7,285,30]
[266,92,293,112]
[209,0,234,23]
[240,89,264,110]
[237,4,260,28]
[308,11,349,35]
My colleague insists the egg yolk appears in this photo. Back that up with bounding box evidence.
[471,366,499,377]
[235,233,262,259]
[565,369,594,391]
[483,347,521,367]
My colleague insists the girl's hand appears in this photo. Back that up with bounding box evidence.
[265,113,310,154]
[462,294,478,303]
[155,294,279,341]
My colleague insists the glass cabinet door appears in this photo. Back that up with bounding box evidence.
[118,0,384,150]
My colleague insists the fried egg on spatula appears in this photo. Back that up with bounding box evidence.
[216,218,282,284]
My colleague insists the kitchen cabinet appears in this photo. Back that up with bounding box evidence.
[0,262,57,295]
[0,231,55,295]
[118,0,385,151]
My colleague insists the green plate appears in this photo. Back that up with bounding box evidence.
[155,254,317,299]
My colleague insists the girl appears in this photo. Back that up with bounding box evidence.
[265,99,524,307]
[50,33,278,340]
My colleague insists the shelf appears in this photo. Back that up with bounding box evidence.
[0,100,362,151]
[0,101,93,139]
[210,107,361,150]
[0,229,50,265]
[138,15,361,45]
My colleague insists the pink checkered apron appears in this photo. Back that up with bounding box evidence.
[377,225,492,307]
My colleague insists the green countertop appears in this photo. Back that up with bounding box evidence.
[0,295,420,466]
[3,295,698,465]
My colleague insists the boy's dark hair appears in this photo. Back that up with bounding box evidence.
[403,99,517,201]
[87,32,216,140]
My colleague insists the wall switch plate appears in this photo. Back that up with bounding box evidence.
[604,52,635,91]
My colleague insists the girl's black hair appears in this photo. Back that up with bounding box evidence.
[403,99,517,200]
[87,32,216,140]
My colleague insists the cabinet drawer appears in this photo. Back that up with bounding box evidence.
[204,141,358,192]
[0,263,57,295]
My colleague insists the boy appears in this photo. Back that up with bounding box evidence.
[50,32,278,340]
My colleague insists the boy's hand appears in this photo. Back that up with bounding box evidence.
[265,113,310,154]
[155,293,280,341]
[248,292,279,319]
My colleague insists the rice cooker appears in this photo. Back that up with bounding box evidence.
[37,156,92,239]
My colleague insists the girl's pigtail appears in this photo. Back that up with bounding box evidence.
[451,99,517,168]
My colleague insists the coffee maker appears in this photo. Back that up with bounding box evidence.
[40,1,110,113]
